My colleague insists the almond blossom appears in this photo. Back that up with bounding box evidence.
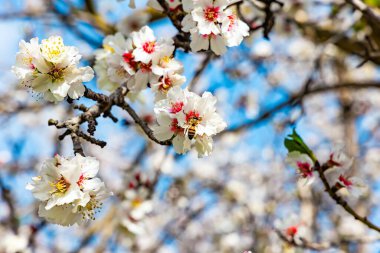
[286,151,316,185]
[12,36,94,102]
[131,26,174,64]
[153,87,227,157]
[221,9,250,47]
[181,0,249,55]
[26,154,112,226]
[324,147,367,197]
[121,172,153,235]
[191,0,228,35]
[94,27,184,99]
[116,11,151,36]
[274,214,309,245]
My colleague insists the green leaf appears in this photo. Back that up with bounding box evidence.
[284,129,317,162]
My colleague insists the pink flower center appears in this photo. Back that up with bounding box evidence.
[328,153,342,167]
[204,6,219,22]
[338,175,353,187]
[296,161,313,178]
[170,118,182,133]
[227,14,236,31]
[122,52,138,70]
[170,101,184,114]
[77,174,85,187]
[140,62,152,73]
[286,226,298,237]
[186,111,200,123]
[142,41,156,54]
[128,181,136,189]
[160,76,172,92]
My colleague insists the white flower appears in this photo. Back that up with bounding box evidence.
[286,151,316,185]
[323,145,367,197]
[152,51,183,76]
[153,87,227,157]
[335,174,367,198]
[38,183,112,226]
[27,154,111,226]
[182,0,196,12]
[181,14,197,32]
[274,214,309,245]
[12,36,94,102]
[121,172,153,234]
[94,33,136,92]
[0,229,30,253]
[221,10,249,47]
[326,144,353,170]
[94,27,180,96]
[182,0,249,55]
[191,0,229,35]
[190,28,227,55]
[12,38,40,80]
[26,155,85,210]
[40,36,80,65]
[37,203,83,226]
[94,57,120,92]
[31,61,93,102]
[116,11,151,36]
[132,26,174,64]
[151,71,186,101]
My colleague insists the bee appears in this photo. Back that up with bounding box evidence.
[186,116,202,140]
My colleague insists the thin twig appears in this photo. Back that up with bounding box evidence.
[316,162,380,233]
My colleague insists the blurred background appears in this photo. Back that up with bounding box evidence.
[1,0,380,252]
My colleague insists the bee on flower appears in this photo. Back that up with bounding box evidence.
[12,36,94,102]
[153,87,227,157]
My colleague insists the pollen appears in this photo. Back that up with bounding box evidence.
[142,41,156,54]
[131,198,143,208]
[204,6,220,22]
[103,44,115,53]
[79,195,103,220]
[41,36,65,62]
[161,56,172,64]
[49,68,65,82]
[160,76,172,92]
[50,176,70,195]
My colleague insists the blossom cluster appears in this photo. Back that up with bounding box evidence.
[182,0,250,55]
[145,0,249,55]
[12,36,94,102]
[153,87,227,157]
[121,172,153,235]
[94,26,185,100]
[285,132,367,197]
[26,154,112,226]
[275,214,309,245]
